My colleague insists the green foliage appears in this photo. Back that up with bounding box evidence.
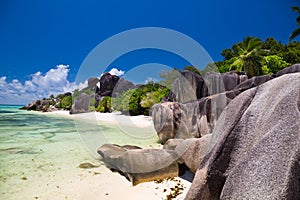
[112,89,135,113]
[113,83,169,116]
[159,68,181,88]
[96,96,112,113]
[45,102,50,109]
[90,97,96,107]
[200,63,219,75]
[216,58,239,73]
[73,88,94,100]
[90,106,96,111]
[60,95,72,110]
[262,55,290,75]
[228,37,265,77]
[140,88,170,109]
[217,36,300,76]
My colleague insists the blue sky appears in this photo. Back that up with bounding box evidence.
[0,0,299,104]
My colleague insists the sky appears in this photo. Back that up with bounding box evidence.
[0,0,299,105]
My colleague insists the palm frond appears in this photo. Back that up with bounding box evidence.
[289,28,300,40]
[297,16,300,26]
[291,6,300,14]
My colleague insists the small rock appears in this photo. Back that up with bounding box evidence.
[78,162,99,169]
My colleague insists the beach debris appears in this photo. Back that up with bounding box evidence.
[78,162,99,169]
[21,176,27,180]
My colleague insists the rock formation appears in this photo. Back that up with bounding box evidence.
[97,66,300,199]
[185,73,300,199]
[69,93,90,114]
[21,92,72,112]
[94,73,135,107]
[111,78,135,97]
[275,63,300,77]
[152,67,300,143]
[152,93,228,144]
[97,144,179,186]
[168,70,248,103]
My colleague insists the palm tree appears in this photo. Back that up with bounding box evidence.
[289,6,300,41]
[230,37,265,77]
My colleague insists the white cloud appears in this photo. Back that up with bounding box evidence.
[108,68,124,76]
[0,64,87,105]
[144,77,158,84]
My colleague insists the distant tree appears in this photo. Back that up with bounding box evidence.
[283,41,300,64]
[159,68,181,88]
[112,82,168,116]
[60,95,72,110]
[183,66,200,75]
[262,55,290,74]
[140,88,169,109]
[49,94,55,100]
[289,6,300,41]
[221,49,235,60]
[96,96,112,113]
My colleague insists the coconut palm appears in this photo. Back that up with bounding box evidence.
[289,6,300,41]
[229,37,265,77]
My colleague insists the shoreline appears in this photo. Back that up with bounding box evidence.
[36,110,192,200]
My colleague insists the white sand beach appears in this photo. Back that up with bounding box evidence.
[1,110,192,200]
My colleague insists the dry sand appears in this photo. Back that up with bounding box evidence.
[24,110,193,200]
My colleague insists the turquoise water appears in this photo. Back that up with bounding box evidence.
[0,105,78,157]
[0,105,91,199]
[0,105,161,199]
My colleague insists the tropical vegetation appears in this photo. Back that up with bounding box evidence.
[216,37,299,76]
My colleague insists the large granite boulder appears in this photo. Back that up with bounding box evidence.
[97,144,179,186]
[168,71,248,103]
[22,100,41,111]
[186,73,300,199]
[87,77,99,89]
[171,70,209,103]
[99,72,120,95]
[153,71,278,144]
[21,99,53,112]
[69,93,90,114]
[152,93,228,144]
[112,78,136,97]
[175,135,212,173]
[233,74,274,92]
[163,139,184,150]
[275,63,300,77]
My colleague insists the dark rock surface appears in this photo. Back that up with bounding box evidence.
[185,73,300,199]
[69,93,90,114]
[20,99,57,112]
[99,73,120,94]
[171,70,209,103]
[97,144,179,186]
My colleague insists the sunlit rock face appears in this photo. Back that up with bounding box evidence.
[186,73,300,200]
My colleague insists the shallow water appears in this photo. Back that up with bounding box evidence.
[0,105,160,199]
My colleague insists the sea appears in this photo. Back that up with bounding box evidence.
[0,104,159,199]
